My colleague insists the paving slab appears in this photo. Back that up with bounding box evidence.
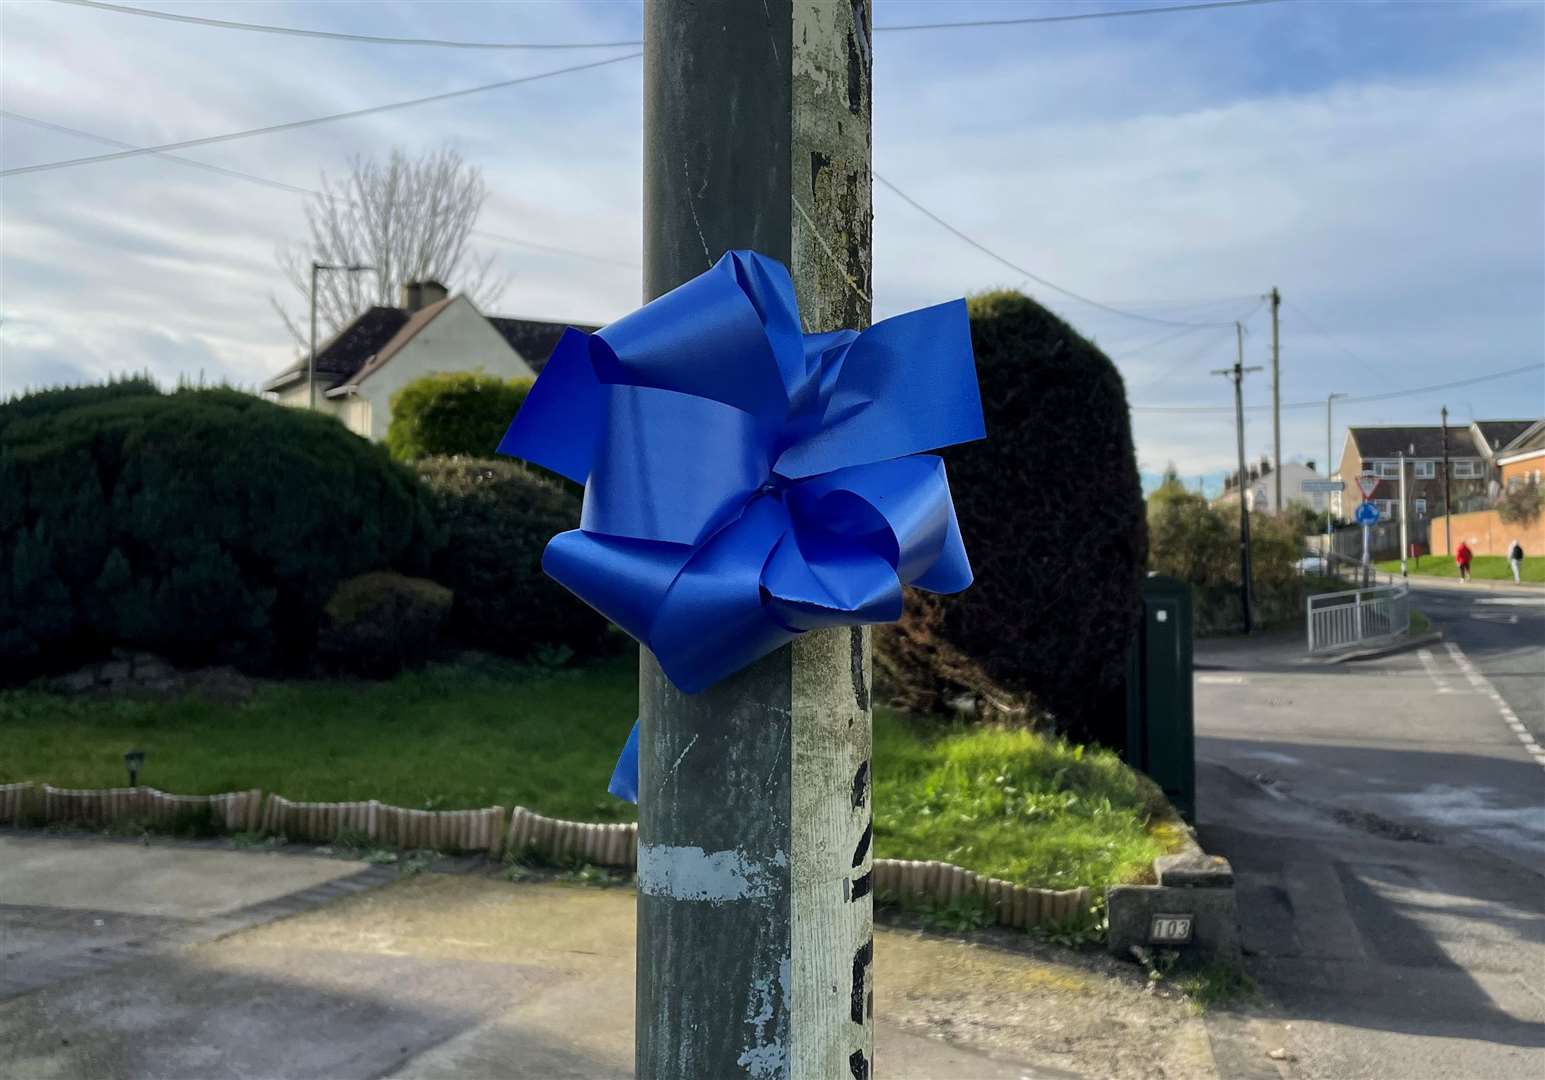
[0,858,1217,1080]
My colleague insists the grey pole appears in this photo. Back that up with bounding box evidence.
[1441,406,1453,556]
[1270,286,1282,513]
[1326,392,1345,558]
[638,3,874,1078]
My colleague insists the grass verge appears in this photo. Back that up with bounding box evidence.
[1375,555,1542,583]
[2,657,1180,894]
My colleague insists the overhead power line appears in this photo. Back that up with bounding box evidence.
[1131,362,1545,414]
[56,0,1286,50]
[0,51,642,177]
[0,109,641,269]
[1281,299,1386,383]
[881,0,1286,32]
[874,173,1239,329]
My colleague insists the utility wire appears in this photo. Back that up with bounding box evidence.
[1282,299,1386,383]
[0,110,642,269]
[1132,362,1544,413]
[881,0,1286,32]
[875,172,1238,329]
[55,0,1286,49]
[0,51,642,177]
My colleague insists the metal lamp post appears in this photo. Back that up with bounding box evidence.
[1326,392,1347,558]
[309,262,377,410]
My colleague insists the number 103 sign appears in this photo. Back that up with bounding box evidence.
[1149,913,1195,944]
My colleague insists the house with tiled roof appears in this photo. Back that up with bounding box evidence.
[263,280,599,442]
[1331,419,1541,522]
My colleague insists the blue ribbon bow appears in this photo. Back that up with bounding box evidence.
[498,251,984,801]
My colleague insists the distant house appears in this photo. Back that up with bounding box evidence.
[1333,424,1502,522]
[1214,459,1329,514]
[263,280,599,441]
[1496,420,1545,493]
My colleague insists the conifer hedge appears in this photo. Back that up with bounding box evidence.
[0,384,437,679]
[385,372,531,462]
[877,291,1147,747]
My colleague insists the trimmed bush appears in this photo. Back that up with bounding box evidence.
[317,572,453,678]
[386,372,531,462]
[0,385,438,680]
[416,456,611,659]
[877,291,1147,748]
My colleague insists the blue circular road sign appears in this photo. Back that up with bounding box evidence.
[1354,502,1381,525]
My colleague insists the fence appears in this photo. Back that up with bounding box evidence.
[0,783,1095,929]
[1307,582,1410,654]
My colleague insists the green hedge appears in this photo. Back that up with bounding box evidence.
[386,372,531,462]
[878,291,1147,748]
[318,572,453,678]
[0,385,438,679]
[416,456,611,660]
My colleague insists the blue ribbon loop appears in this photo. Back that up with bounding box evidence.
[498,251,984,802]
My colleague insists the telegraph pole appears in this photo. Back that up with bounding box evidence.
[1214,323,1264,634]
[1270,286,1282,513]
[1441,405,1453,556]
[1398,449,1409,577]
[639,3,874,1078]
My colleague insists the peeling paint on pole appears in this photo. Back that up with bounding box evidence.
[639,2,873,1077]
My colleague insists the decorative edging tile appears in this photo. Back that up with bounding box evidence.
[259,795,504,854]
[506,806,638,869]
[871,858,1089,929]
[38,785,262,831]
[0,781,35,823]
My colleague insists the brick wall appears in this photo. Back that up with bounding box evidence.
[1429,510,1545,557]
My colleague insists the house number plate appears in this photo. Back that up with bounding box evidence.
[1149,913,1194,944]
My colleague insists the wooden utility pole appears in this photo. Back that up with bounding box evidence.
[1270,286,1281,513]
[1214,323,1263,634]
[639,3,874,1078]
[1441,405,1453,556]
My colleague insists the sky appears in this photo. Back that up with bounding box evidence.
[2,0,1542,489]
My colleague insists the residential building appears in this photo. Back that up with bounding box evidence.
[263,280,598,441]
[1214,459,1329,514]
[1333,425,1492,523]
[1497,420,1545,492]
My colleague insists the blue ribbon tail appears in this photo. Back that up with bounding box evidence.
[608,719,641,804]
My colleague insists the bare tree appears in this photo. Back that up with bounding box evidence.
[274,146,506,344]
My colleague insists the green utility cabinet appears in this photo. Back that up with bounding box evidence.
[1125,574,1196,823]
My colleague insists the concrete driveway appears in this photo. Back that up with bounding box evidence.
[0,832,1215,1080]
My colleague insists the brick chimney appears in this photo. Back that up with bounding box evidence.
[399,279,449,313]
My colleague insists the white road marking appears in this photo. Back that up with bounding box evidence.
[1416,649,1452,693]
[1476,597,1545,606]
[1444,640,1545,772]
[1198,674,1246,685]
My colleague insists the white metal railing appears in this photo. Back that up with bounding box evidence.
[1307,582,1410,654]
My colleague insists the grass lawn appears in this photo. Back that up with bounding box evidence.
[0,656,1176,893]
[1375,555,1544,583]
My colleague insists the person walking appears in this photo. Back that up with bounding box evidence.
[1508,538,1525,584]
[1456,539,1473,583]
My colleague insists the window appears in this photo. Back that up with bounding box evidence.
[1509,477,1523,493]
[1376,461,1401,478]
[1414,498,1427,518]
[1414,461,1435,479]
[1377,499,1396,519]
[1454,460,1482,479]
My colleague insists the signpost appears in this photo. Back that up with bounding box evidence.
[1300,479,1344,493]
[1353,473,1380,580]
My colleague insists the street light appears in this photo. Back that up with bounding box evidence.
[1326,392,1348,554]
[123,748,146,788]
[309,262,377,410]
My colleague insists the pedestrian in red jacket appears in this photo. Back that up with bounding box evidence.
[1456,540,1473,582]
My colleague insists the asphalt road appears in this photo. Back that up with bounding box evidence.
[1192,612,1545,1080]
[1406,577,1545,746]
